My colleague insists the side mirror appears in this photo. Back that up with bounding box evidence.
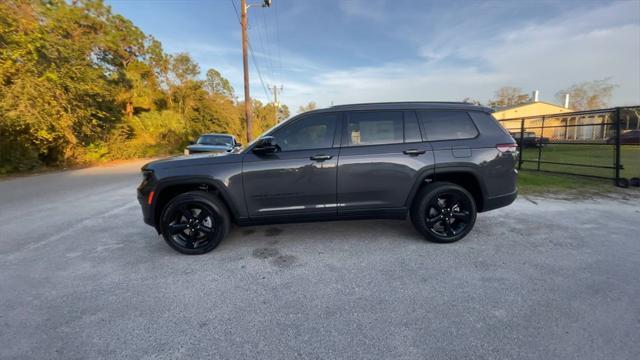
[188,140,195,145]
[235,142,242,148]
[252,136,278,154]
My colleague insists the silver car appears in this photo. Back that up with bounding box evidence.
[184,134,241,155]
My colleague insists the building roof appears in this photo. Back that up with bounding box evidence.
[494,101,570,112]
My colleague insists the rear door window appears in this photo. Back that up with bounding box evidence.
[344,111,404,146]
[417,111,478,141]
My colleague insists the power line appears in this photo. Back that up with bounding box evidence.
[248,39,272,102]
[258,10,276,86]
[252,12,270,85]
[237,0,278,93]
[274,0,283,85]
[229,0,240,23]
[230,0,272,103]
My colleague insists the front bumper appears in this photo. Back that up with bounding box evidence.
[137,191,154,227]
[137,169,157,228]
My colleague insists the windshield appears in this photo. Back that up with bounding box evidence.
[196,135,233,147]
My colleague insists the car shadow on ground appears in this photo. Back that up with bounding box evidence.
[140,218,429,258]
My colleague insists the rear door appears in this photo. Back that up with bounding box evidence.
[337,110,434,215]
[417,110,479,163]
[417,110,518,199]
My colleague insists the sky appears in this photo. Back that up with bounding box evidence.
[107,0,640,111]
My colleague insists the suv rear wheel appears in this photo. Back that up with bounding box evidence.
[411,182,477,243]
[160,191,230,254]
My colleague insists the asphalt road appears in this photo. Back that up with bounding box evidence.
[1,160,639,359]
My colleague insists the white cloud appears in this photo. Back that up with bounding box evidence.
[337,0,387,22]
[279,1,640,110]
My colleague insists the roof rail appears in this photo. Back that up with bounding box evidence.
[329,101,472,108]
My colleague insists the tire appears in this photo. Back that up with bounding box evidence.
[629,177,640,187]
[160,191,230,255]
[410,182,477,243]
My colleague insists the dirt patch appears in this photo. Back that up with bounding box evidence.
[265,227,284,237]
[252,247,279,259]
[270,254,297,268]
[242,229,257,236]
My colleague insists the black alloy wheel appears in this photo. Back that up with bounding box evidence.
[411,182,477,243]
[160,191,229,254]
[425,192,473,238]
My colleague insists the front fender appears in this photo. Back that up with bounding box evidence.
[151,174,245,231]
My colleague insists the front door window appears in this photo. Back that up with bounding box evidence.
[272,113,338,151]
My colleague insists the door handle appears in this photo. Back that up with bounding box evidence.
[310,154,333,161]
[403,149,426,156]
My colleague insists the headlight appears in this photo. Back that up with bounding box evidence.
[142,169,153,180]
[140,169,154,188]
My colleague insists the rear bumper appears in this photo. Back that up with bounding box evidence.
[481,189,517,212]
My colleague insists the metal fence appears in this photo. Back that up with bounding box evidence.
[496,106,640,187]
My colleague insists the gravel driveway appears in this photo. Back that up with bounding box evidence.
[1,160,639,359]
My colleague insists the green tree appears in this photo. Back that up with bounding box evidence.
[297,101,317,114]
[188,93,242,139]
[170,53,200,84]
[168,53,202,116]
[555,79,617,111]
[488,87,530,108]
[278,104,290,122]
[462,97,482,106]
[253,101,279,138]
[146,36,171,108]
[0,0,120,168]
[205,69,235,99]
[0,0,288,173]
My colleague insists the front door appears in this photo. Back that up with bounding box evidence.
[243,112,341,218]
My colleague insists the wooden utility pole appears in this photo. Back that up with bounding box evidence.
[238,0,271,142]
[271,84,283,123]
[241,0,252,142]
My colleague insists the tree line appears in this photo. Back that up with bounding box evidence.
[0,0,290,174]
[465,79,617,110]
[0,1,624,175]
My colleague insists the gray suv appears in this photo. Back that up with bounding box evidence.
[138,102,518,254]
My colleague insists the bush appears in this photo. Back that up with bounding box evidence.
[102,110,187,160]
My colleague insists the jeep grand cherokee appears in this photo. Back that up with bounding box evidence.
[138,102,518,254]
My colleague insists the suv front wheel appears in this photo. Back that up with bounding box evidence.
[411,182,477,243]
[160,191,230,254]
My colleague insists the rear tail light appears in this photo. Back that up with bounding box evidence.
[147,191,155,205]
[496,143,518,153]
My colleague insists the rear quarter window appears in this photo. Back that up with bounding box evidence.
[417,111,478,141]
[468,111,512,137]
